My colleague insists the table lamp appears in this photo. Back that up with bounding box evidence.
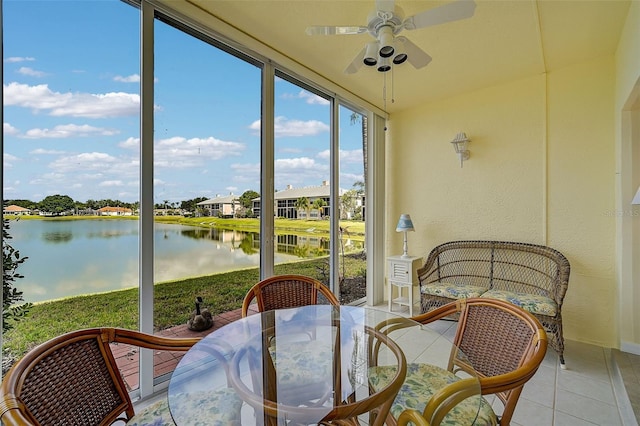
[396,214,415,258]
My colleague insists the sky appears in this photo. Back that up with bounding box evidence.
[2,0,365,206]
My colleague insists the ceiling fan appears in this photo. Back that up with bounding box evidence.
[306,0,476,74]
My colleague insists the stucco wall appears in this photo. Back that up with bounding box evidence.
[546,58,616,347]
[388,57,617,347]
[615,0,640,352]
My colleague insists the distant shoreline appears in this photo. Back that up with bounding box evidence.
[2,214,366,237]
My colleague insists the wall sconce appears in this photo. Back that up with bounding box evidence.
[450,132,471,167]
[632,186,640,205]
[395,214,415,258]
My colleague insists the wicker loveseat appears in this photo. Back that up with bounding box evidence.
[417,240,570,367]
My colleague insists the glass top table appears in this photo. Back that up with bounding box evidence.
[168,305,480,425]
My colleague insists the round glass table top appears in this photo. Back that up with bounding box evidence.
[168,305,481,425]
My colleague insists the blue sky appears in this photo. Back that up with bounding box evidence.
[2,0,365,205]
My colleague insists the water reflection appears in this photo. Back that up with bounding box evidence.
[9,220,364,303]
[42,231,73,243]
[179,227,363,258]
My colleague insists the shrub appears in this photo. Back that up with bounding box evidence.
[2,218,32,332]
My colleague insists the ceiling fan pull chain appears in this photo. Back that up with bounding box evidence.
[391,65,395,104]
[383,72,387,111]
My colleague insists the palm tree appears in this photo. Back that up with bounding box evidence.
[295,197,310,219]
[312,198,327,219]
[350,113,367,197]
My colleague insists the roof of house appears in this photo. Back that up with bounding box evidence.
[197,194,239,206]
[97,206,132,213]
[3,205,31,212]
[252,183,347,201]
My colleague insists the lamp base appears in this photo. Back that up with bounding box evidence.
[401,232,410,258]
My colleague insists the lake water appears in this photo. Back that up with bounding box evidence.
[6,219,320,303]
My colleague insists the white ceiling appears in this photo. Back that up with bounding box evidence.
[182,0,630,114]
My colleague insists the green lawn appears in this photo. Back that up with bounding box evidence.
[2,252,366,360]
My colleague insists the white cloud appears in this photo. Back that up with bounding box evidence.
[282,90,330,106]
[225,186,238,193]
[18,67,46,77]
[297,90,330,105]
[99,180,124,187]
[29,172,66,185]
[340,172,364,183]
[154,136,246,167]
[276,157,317,171]
[119,137,139,149]
[114,74,140,83]
[3,153,19,169]
[5,57,35,63]
[3,82,139,118]
[22,124,120,139]
[317,148,363,163]
[229,162,260,184]
[249,116,330,137]
[49,152,118,173]
[30,148,66,155]
[280,147,302,154]
[3,122,19,135]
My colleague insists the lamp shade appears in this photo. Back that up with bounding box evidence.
[633,186,640,205]
[396,214,415,232]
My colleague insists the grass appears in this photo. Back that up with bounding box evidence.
[2,253,366,359]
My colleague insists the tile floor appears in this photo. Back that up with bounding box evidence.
[129,303,639,426]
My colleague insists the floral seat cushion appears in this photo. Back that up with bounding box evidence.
[368,363,497,426]
[126,388,242,426]
[421,282,487,299]
[268,338,335,404]
[268,338,334,384]
[480,289,557,316]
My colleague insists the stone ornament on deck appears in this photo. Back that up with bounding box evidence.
[187,296,213,331]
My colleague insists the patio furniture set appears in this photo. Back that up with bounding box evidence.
[0,239,567,425]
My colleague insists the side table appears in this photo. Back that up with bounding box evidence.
[387,255,421,316]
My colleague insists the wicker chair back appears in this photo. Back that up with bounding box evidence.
[0,328,199,426]
[241,274,339,317]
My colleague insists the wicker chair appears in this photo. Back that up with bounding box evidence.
[369,298,548,426]
[418,240,570,366]
[241,274,339,317]
[0,327,242,426]
[240,275,340,408]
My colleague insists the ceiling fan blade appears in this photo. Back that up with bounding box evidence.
[403,0,476,30]
[396,37,432,69]
[376,0,395,13]
[344,47,366,74]
[305,26,368,36]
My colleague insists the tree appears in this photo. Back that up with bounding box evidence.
[350,113,367,199]
[180,197,207,213]
[340,189,358,219]
[312,198,327,219]
[2,219,32,332]
[38,194,75,215]
[295,197,310,219]
[239,190,260,209]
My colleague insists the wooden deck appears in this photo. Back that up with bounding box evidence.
[112,305,258,391]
